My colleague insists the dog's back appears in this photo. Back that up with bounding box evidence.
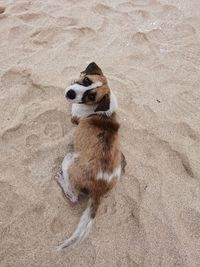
[70,113,121,194]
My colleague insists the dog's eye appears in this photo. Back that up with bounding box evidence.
[83,77,92,87]
[88,92,96,101]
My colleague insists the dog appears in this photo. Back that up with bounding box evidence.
[55,62,126,250]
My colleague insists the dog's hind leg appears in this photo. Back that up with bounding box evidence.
[55,153,79,203]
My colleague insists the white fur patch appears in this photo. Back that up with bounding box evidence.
[62,152,79,174]
[61,152,79,202]
[96,166,121,182]
[65,81,102,104]
[57,206,93,251]
[72,103,95,118]
[104,91,118,116]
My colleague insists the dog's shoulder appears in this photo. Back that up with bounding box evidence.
[84,113,120,133]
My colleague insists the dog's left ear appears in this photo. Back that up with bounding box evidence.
[82,62,103,76]
[95,94,110,112]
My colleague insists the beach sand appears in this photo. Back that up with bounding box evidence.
[1,0,200,266]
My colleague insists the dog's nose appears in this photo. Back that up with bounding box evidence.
[66,89,76,100]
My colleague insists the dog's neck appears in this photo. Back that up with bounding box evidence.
[71,91,118,119]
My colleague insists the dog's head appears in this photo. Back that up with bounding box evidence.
[65,62,111,112]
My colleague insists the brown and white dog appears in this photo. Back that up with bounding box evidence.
[55,62,126,250]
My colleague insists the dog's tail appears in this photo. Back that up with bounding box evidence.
[56,195,101,251]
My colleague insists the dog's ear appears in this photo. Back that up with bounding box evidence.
[95,94,110,112]
[82,62,103,76]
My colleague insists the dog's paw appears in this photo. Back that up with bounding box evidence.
[54,169,63,181]
[65,193,78,203]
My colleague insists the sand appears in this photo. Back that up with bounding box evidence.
[0,0,200,266]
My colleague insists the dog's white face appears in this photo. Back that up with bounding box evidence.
[65,62,112,112]
[65,80,103,104]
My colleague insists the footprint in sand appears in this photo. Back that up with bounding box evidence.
[30,27,75,48]
[8,25,32,44]
[18,12,46,24]
[102,198,117,215]
[26,134,39,147]
[2,123,25,143]
[32,203,46,215]
[25,110,68,148]
[2,107,68,150]
[147,23,196,45]
[35,109,68,138]
[0,181,27,225]
[176,151,194,178]
[68,27,96,48]
[50,217,66,234]
[180,208,200,239]
[1,68,30,89]
[44,122,63,139]
[61,66,77,78]
[56,16,77,27]
[116,2,135,13]
[0,6,5,14]
[8,2,30,14]
[2,68,49,105]
[93,4,116,15]
[30,23,95,48]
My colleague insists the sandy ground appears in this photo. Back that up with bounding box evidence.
[1,0,200,266]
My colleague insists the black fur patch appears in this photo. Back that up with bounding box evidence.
[77,77,92,87]
[82,62,103,76]
[82,77,92,87]
[80,187,89,195]
[82,90,96,103]
[95,94,110,112]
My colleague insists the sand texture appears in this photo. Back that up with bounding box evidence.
[1,0,200,266]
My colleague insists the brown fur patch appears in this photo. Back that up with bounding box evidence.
[90,178,117,218]
[90,114,120,170]
[68,113,121,199]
